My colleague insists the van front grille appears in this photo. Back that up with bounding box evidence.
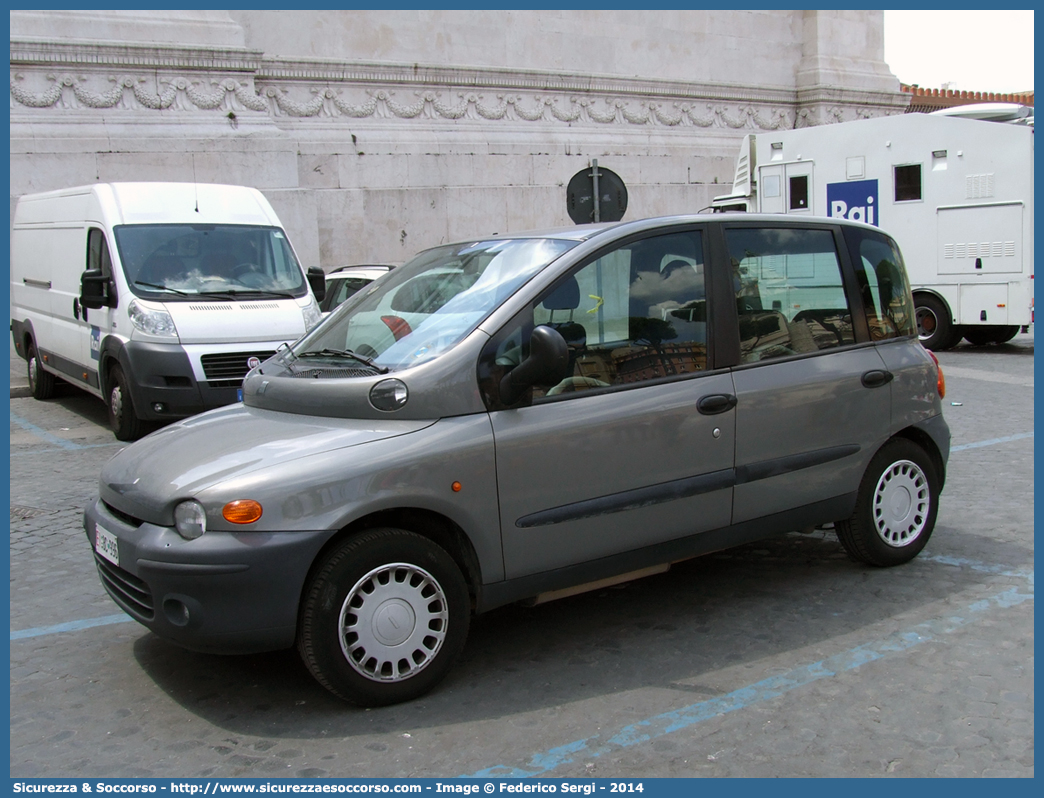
[201,351,275,382]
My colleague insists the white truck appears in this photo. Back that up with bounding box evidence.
[711,112,1034,349]
[11,182,327,439]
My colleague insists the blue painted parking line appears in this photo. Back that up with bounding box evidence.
[950,431,1034,452]
[10,410,120,451]
[11,613,134,641]
[463,570,1034,778]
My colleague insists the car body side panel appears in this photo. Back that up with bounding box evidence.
[492,373,737,578]
[730,346,891,523]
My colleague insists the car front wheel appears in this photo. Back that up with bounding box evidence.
[298,528,470,707]
[835,439,940,567]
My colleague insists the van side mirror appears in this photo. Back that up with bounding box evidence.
[80,269,115,309]
[499,325,570,405]
[307,267,327,302]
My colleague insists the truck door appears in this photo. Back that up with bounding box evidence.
[759,162,814,215]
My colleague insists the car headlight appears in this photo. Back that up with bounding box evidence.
[174,500,207,540]
[302,297,322,331]
[128,299,178,338]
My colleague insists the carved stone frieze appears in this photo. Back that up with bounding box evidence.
[11,38,906,130]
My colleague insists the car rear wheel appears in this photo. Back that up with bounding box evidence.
[26,342,57,400]
[835,439,939,567]
[298,528,470,707]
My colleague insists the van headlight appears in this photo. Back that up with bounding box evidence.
[174,500,207,540]
[302,297,322,331]
[128,300,178,338]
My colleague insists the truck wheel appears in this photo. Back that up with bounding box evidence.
[298,528,470,707]
[964,326,1020,346]
[915,295,960,351]
[26,342,57,400]
[835,439,939,567]
[107,365,146,441]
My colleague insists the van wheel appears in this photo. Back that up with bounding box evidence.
[107,365,146,441]
[835,439,939,567]
[298,529,470,707]
[26,343,56,400]
[915,295,960,351]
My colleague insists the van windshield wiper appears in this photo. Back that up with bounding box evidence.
[134,281,191,296]
[296,348,389,373]
[197,288,297,300]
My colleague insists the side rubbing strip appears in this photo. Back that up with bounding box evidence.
[516,469,736,528]
[735,444,861,485]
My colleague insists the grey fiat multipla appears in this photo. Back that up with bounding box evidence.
[85,214,949,706]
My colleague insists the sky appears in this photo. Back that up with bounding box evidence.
[883,10,1034,94]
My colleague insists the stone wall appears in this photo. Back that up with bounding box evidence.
[10,10,908,270]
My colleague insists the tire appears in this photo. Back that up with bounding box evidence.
[835,439,940,567]
[915,295,960,351]
[107,364,147,441]
[26,342,56,400]
[963,325,1020,346]
[298,528,470,707]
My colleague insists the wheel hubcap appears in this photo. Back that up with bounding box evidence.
[28,356,38,390]
[110,385,123,419]
[873,459,930,547]
[916,307,938,340]
[339,562,448,683]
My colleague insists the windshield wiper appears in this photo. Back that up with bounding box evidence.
[297,348,389,373]
[197,288,297,300]
[134,281,191,296]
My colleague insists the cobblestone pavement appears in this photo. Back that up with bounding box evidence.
[8,335,1033,778]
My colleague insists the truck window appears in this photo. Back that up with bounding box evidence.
[789,175,809,210]
[894,164,922,202]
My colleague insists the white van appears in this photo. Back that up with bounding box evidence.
[10,182,326,439]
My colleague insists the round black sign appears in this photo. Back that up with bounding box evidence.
[566,165,628,224]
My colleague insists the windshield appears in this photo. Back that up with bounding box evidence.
[113,224,308,300]
[291,237,576,371]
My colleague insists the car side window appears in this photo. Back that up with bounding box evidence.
[845,228,917,340]
[726,227,854,363]
[490,230,708,402]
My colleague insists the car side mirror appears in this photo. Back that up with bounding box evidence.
[307,267,327,302]
[499,325,570,405]
[80,269,115,309]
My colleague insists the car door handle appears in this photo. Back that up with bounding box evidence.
[861,370,894,389]
[697,393,737,415]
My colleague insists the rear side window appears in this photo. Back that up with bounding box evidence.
[844,228,917,340]
[725,227,855,363]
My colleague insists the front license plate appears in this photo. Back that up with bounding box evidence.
[95,525,120,567]
[237,388,243,402]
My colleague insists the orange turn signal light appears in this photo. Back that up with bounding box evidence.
[223,500,263,524]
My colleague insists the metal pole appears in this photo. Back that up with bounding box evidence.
[591,158,601,223]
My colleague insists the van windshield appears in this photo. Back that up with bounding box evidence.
[114,224,308,300]
[290,237,576,371]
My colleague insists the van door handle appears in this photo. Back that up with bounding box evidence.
[697,393,737,415]
[861,370,893,389]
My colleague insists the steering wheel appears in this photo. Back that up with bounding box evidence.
[232,262,260,278]
[546,376,611,396]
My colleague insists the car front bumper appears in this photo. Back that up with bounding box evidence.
[84,498,335,654]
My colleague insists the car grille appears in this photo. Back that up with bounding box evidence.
[201,350,275,388]
[95,555,155,621]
